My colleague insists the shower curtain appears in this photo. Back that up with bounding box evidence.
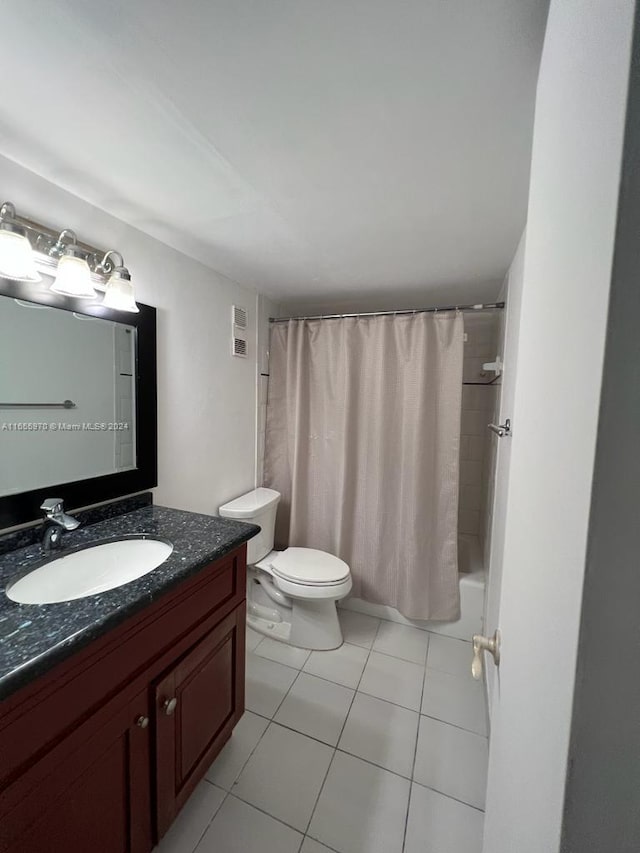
[264,312,464,621]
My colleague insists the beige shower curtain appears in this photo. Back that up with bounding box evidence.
[264,312,464,621]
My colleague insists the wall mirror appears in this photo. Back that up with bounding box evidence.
[0,277,156,528]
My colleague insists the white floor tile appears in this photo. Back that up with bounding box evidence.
[157,780,224,853]
[275,672,354,746]
[413,716,488,810]
[303,642,369,689]
[308,751,410,853]
[254,637,312,669]
[338,610,381,648]
[404,782,484,853]
[372,621,430,665]
[427,634,474,678]
[421,668,488,735]
[197,795,302,853]
[246,627,264,653]
[300,839,334,853]
[206,711,269,790]
[338,692,419,778]
[232,723,333,832]
[358,651,425,711]
[245,653,298,718]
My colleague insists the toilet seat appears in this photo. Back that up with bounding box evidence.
[270,547,350,586]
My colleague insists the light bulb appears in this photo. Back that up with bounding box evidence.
[0,223,41,282]
[102,268,139,313]
[50,252,96,299]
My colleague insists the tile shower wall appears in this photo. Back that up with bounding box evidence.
[481,297,507,568]
[459,313,500,539]
[255,294,279,486]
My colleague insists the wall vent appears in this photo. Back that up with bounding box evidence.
[232,305,248,329]
[232,337,248,358]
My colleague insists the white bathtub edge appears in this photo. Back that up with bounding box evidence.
[338,536,486,642]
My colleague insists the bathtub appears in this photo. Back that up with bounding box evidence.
[338,533,486,642]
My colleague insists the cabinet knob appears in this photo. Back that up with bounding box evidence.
[136,715,149,729]
[163,697,178,716]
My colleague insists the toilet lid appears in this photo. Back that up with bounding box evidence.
[270,548,350,585]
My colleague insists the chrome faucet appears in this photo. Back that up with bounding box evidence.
[40,498,80,552]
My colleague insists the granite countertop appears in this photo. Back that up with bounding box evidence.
[0,503,258,702]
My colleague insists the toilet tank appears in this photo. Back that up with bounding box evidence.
[218,487,281,564]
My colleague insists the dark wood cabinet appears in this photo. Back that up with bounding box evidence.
[0,544,247,853]
[0,688,152,853]
[155,607,245,835]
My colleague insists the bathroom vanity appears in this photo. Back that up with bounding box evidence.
[0,273,259,850]
[0,500,258,852]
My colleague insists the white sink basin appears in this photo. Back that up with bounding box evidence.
[6,537,174,604]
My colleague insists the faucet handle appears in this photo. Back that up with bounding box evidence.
[41,498,64,515]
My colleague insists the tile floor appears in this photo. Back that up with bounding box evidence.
[155,612,488,853]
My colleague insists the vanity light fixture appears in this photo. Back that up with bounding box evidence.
[0,202,42,282]
[49,230,97,299]
[97,251,139,313]
[0,201,138,311]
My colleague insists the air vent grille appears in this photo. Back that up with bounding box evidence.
[232,305,248,329]
[232,337,248,358]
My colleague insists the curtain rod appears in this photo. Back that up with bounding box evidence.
[270,301,505,323]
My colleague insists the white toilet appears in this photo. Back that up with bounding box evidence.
[219,488,352,650]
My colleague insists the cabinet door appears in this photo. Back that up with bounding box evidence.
[0,690,152,853]
[155,605,245,836]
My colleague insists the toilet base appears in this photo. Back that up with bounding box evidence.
[247,597,344,651]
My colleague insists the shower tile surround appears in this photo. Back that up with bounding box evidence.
[459,313,500,539]
[155,617,487,853]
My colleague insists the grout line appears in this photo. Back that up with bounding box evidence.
[246,648,301,675]
[217,718,271,792]
[332,744,414,781]
[355,683,421,714]
[403,633,430,851]
[258,716,416,783]
[289,664,423,715]
[270,666,303,719]
[419,709,489,738]
[366,645,430,667]
[300,745,336,837]
[223,791,307,838]
[300,617,383,837]
[303,831,344,853]
[338,604,433,633]
[253,645,312,668]
[409,778,486,813]
[190,786,231,853]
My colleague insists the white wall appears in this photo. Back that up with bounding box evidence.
[0,153,261,521]
[482,2,635,851]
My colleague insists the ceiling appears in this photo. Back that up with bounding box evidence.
[0,1,548,310]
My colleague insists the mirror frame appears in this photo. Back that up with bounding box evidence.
[0,277,157,529]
